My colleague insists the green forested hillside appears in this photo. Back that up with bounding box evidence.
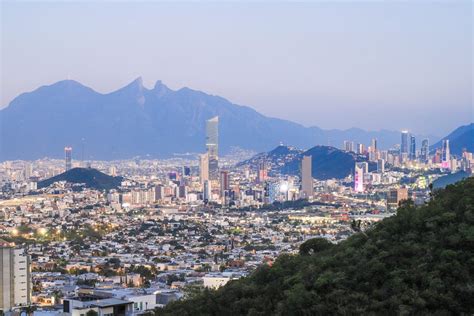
[157,177,474,315]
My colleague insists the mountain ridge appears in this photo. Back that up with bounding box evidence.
[431,123,474,156]
[0,79,439,161]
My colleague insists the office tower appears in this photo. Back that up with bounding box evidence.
[461,152,473,172]
[258,162,268,183]
[203,180,211,201]
[433,148,442,164]
[371,138,378,152]
[421,139,429,162]
[410,135,416,160]
[361,162,369,174]
[357,144,365,155]
[108,166,117,177]
[387,187,409,209]
[401,131,409,155]
[154,185,164,201]
[0,246,31,311]
[182,166,191,177]
[199,153,209,185]
[354,162,365,192]
[206,116,219,180]
[344,141,355,153]
[377,159,385,174]
[178,185,187,199]
[301,156,313,199]
[23,163,32,180]
[64,146,72,171]
[220,171,230,197]
[343,141,351,152]
[442,139,450,168]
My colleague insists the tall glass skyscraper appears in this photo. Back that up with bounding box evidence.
[442,139,450,168]
[301,155,313,198]
[64,146,72,171]
[401,131,409,154]
[410,135,416,160]
[206,116,219,180]
[421,139,429,161]
[354,162,365,192]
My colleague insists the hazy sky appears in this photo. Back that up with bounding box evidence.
[1,1,472,136]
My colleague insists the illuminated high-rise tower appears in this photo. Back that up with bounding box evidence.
[199,153,209,185]
[410,135,416,160]
[401,131,409,155]
[421,139,429,161]
[206,116,219,180]
[371,138,378,152]
[64,146,72,171]
[442,139,450,168]
[377,159,385,174]
[354,162,366,192]
[220,170,230,198]
[301,156,313,199]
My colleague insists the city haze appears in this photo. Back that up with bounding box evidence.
[1,1,472,135]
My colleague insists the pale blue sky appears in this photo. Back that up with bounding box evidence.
[1,1,472,136]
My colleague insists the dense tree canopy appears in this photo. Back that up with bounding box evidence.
[157,178,474,315]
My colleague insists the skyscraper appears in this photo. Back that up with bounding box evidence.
[220,170,230,198]
[206,116,219,180]
[401,131,409,155]
[421,139,429,161]
[199,153,209,185]
[301,156,313,199]
[203,180,211,201]
[377,159,385,174]
[257,161,268,183]
[371,138,378,152]
[387,187,409,209]
[64,146,72,171]
[0,246,31,311]
[410,135,416,160]
[354,162,366,192]
[442,139,450,169]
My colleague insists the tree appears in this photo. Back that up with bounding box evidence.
[156,178,474,315]
[299,238,333,255]
[86,310,98,316]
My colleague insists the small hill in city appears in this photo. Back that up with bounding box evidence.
[432,123,474,155]
[239,145,374,180]
[237,145,303,171]
[38,167,123,190]
[283,145,375,180]
[157,177,474,315]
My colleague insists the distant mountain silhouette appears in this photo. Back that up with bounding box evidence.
[38,168,122,190]
[283,145,376,180]
[0,78,436,160]
[431,123,473,156]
